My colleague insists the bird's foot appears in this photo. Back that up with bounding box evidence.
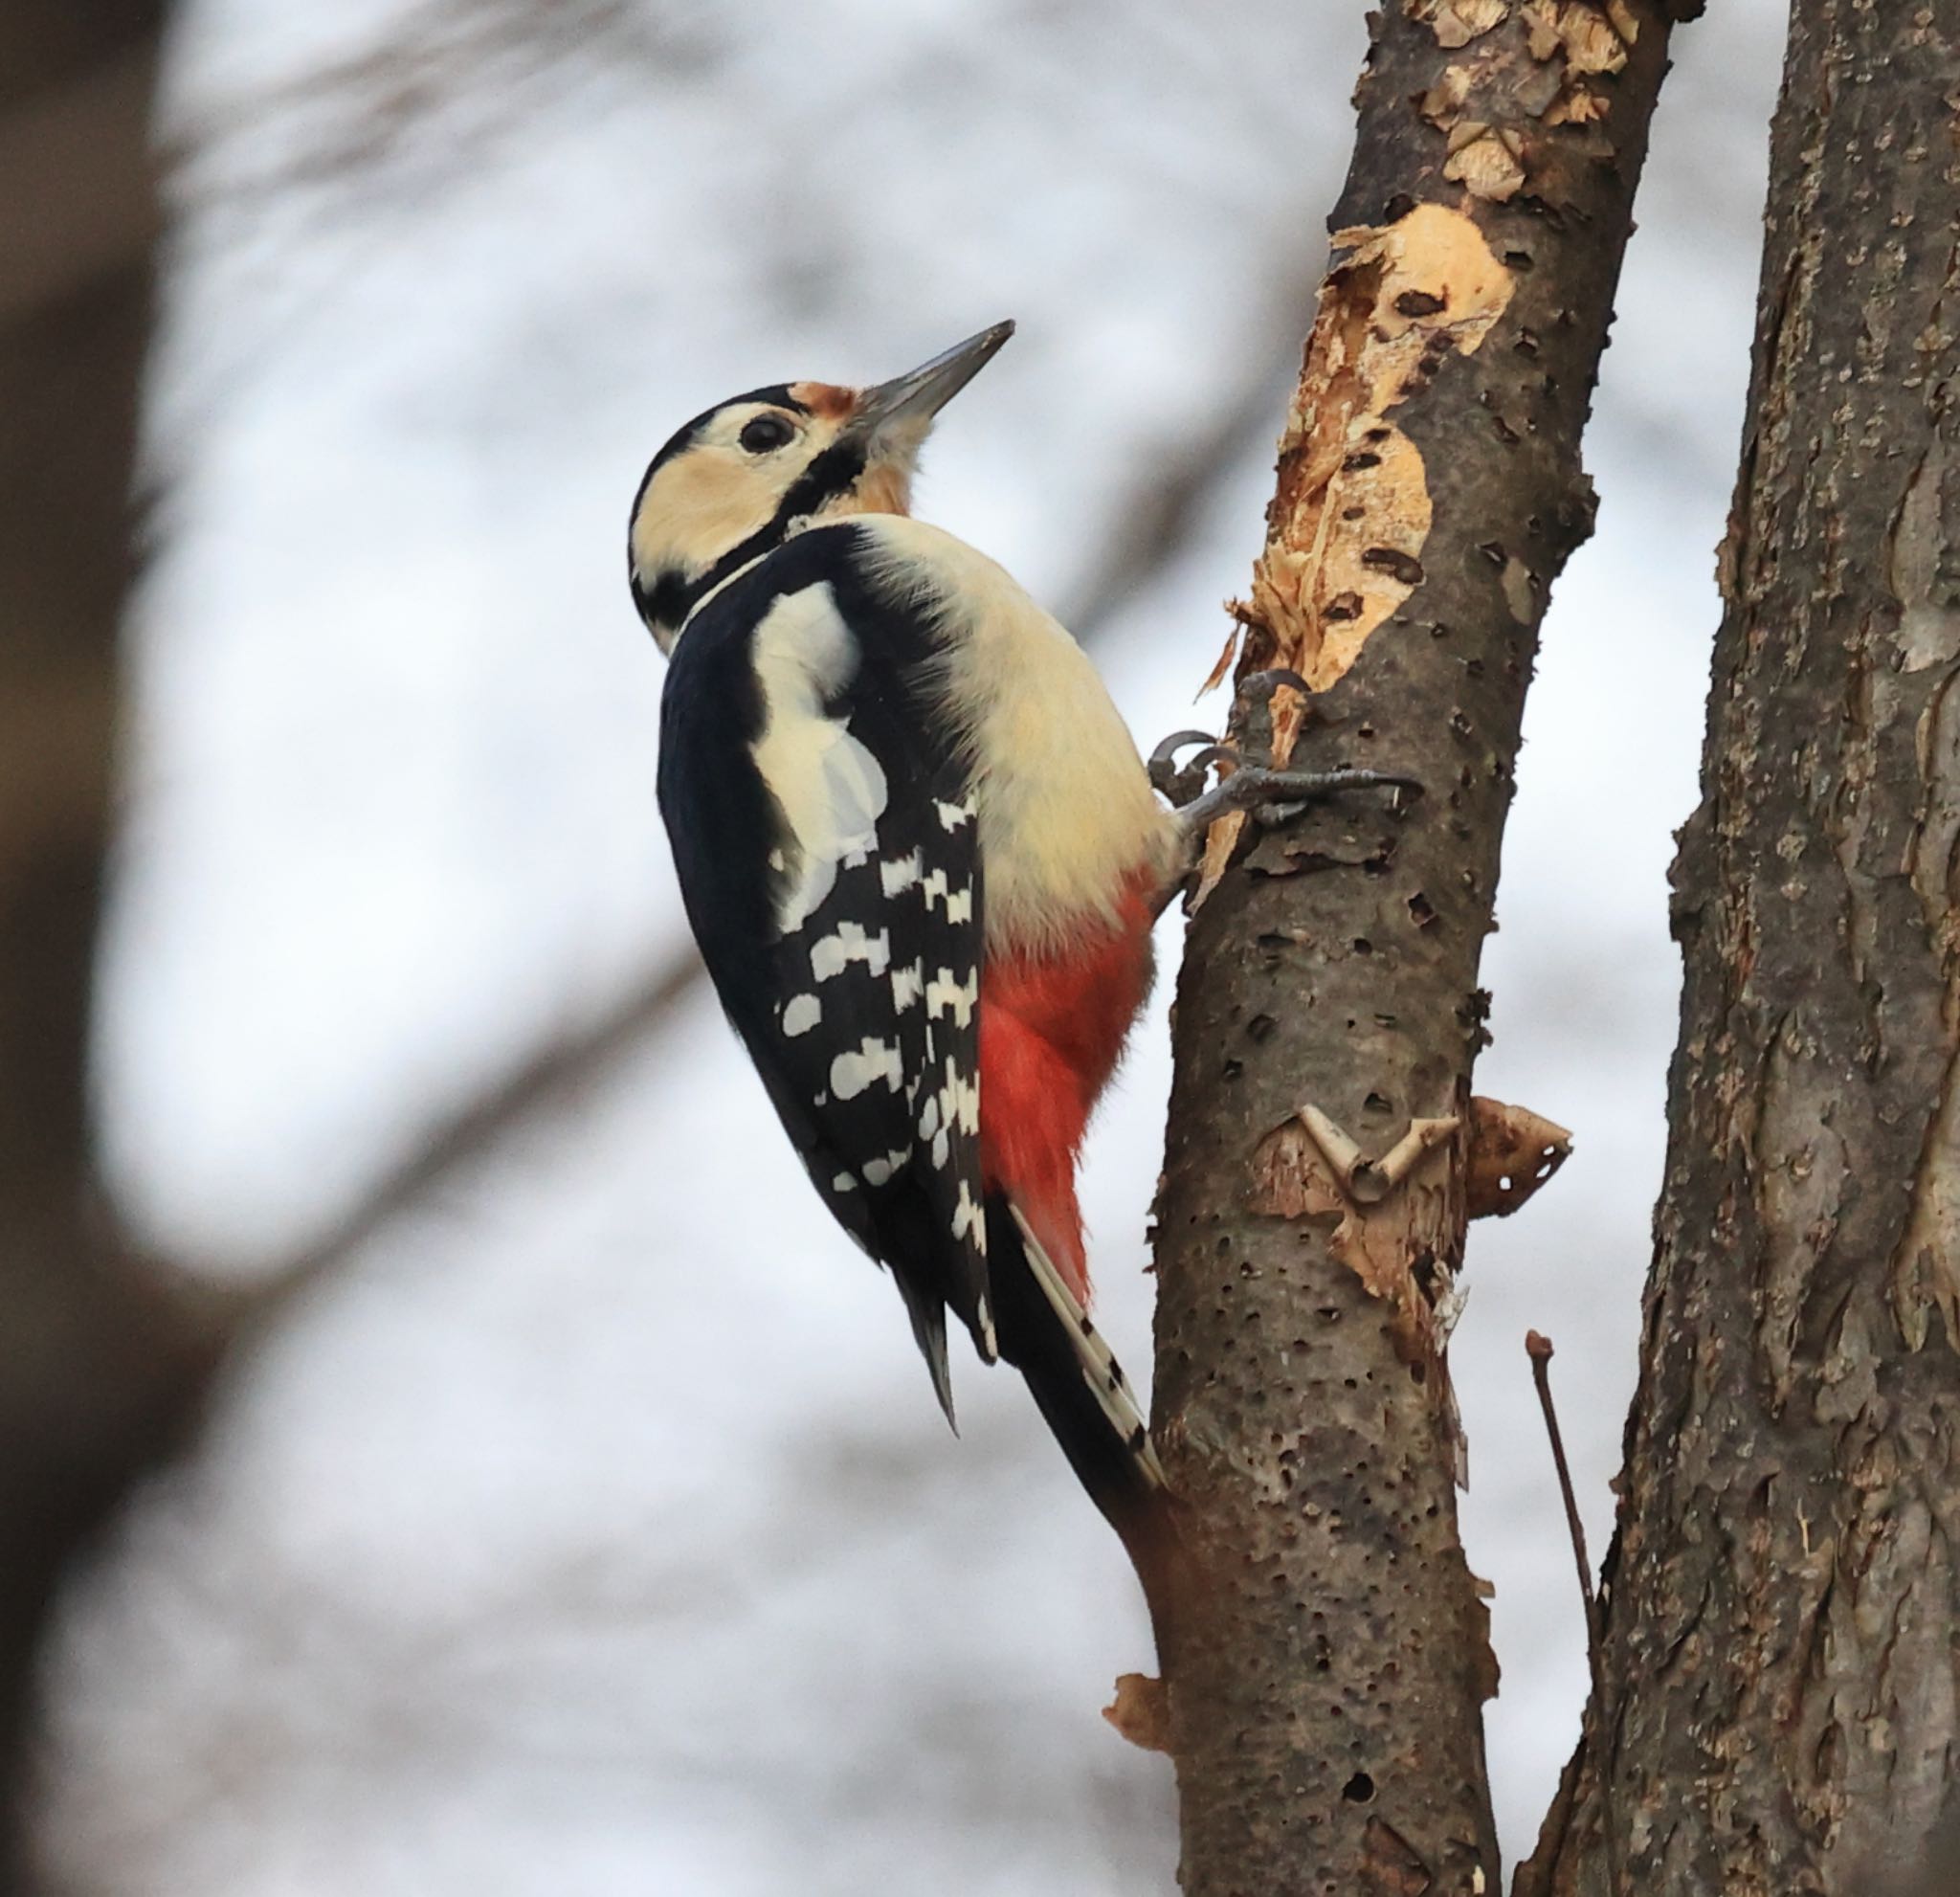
[1149,665,1419,838]
[1169,757,1423,837]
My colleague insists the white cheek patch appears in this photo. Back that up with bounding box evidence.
[748,584,891,935]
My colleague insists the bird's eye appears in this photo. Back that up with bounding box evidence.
[739,413,796,455]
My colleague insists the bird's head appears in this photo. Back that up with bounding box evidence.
[629,321,1013,653]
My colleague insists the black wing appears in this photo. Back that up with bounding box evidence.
[657,524,993,1417]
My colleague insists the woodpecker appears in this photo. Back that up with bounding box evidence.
[631,323,1401,1551]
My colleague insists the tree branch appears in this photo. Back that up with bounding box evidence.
[0,9,212,1886]
[1148,5,1684,1890]
[1521,2,1960,1889]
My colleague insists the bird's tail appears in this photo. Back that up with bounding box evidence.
[987,1197,1185,1617]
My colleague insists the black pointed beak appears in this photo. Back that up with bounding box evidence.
[850,321,1014,442]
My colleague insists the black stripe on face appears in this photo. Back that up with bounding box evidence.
[639,430,873,641]
[692,434,869,587]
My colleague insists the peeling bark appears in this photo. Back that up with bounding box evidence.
[1521,4,1960,1893]
[1149,4,1682,1891]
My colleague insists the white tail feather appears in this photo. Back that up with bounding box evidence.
[1008,1204,1167,1489]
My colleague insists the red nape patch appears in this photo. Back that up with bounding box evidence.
[978,874,1158,1304]
[787,380,857,420]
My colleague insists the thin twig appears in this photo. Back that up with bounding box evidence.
[1527,1329,1622,1897]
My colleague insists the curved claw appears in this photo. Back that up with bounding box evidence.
[1147,728,1220,774]
[1148,729,1236,806]
[1237,666,1312,708]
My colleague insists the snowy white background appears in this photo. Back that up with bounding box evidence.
[50,1,1785,1889]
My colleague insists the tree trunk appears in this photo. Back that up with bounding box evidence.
[1520,4,1960,1893]
[1148,4,1692,1890]
[0,9,216,1887]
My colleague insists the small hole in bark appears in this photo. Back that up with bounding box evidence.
[1393,289,1444,317]
[1503,247,1533,270]
[1324,591,1363,621]
[1352,938,1373,955]
[1409,1361,1427,1384]
[1365,1091,1392,1114]
[1222,1058,1243,1081]
[1408,892,1437,928]
[1247,1013,1276,1041]
[1342,1772,1375,1804]
[1361,547,1425,587]
[1342,451,1381,473]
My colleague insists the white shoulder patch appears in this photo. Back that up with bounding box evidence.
[748,583,890,934]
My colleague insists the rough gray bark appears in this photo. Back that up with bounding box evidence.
[1521,3,1960,1893]
[1147,3,1690,1890]
[0,9,217,1886]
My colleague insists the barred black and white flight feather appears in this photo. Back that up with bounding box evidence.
[1007,1204,1166,1489]
[657,521,996,1418]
